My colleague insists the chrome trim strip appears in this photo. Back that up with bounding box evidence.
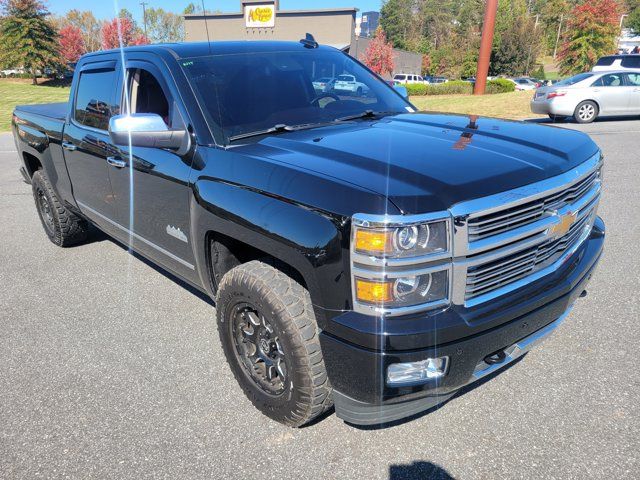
[450,151,602,257]
[76,201,196,270]
[470,304,573,382]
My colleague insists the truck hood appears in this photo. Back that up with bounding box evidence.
[239,113,599,214]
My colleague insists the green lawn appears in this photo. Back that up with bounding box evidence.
[410,91,544,120]
[0,80,70,132]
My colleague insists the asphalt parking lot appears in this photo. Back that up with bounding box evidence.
[1,119,638,480]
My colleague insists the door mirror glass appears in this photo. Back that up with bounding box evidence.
[108,113,189,153]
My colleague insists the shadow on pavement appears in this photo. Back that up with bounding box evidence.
[389,461,455,480]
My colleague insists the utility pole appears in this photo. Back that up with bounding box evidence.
[553,14,563,60]
[140,2,148,37]
[474,0,499,95]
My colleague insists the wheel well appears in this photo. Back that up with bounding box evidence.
[578,99,600,112]
[23,152,42,177]
[206,232,307,293]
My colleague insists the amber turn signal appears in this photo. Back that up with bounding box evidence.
[355,278,394,304]
[354,229,393,254]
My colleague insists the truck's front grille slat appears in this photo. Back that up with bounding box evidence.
[465,208,593,301]
[467,170,599,242]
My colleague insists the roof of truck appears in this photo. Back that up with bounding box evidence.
[88,41,337,60]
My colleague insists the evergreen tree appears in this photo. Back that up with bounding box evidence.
[0,0,61,84]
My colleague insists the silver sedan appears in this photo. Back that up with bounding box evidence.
[531,70,640,123]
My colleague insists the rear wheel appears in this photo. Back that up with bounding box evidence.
[31,170,88,247]
[216,260,332,427]
[574,101,598,124]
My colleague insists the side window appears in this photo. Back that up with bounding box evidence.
[595,56,615,67]
[127,68,172,127]
[626,73,640,86]
[621,56,640,69]
[599,74,623,87]
[74,69,117,131]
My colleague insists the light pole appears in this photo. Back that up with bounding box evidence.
[140,2,149,37]
[474,0,499,95]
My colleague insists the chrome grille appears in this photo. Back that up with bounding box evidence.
[465,208,594,300]
[467,170,599,242]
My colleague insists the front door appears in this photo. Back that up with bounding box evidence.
[107,59,197,280]
[63,59,120,230]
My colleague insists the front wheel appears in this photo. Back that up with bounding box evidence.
[574,101,598,124]
[216,260,332,427]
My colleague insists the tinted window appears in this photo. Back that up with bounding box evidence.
[626,72,640,86]
[621,56,640,68]
[74,69,117,131]
[182,49,411,143]
[557,73,593,86]
[599,73,624,87]
[394,74,406,80]
[595,56,616,66]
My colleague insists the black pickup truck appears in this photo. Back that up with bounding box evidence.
[12,41,605,427]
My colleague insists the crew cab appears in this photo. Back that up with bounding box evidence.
[12,41,604,427]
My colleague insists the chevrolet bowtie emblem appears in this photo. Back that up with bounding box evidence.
[549,212,577,239]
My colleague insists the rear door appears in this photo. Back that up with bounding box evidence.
[63,58,120,229]
[590,73,633,114]
[107,57,197,279]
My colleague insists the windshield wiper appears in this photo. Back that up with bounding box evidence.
[228,121,340,142]
[229,124,295,142]
[336,110,400,122]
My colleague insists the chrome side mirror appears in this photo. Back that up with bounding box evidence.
[108,113,190,154]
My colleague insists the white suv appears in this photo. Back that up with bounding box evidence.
[592,55,640,71]
[393,73,425,84]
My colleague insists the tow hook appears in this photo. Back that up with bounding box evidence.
[484,350,507,365]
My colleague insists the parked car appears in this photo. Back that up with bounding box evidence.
[333,73,370,96]
[592,54,640,72]
[312,77,336,93]
[531,70,640,123]
[511,77,539,91]
[12,41,604,427]
[1,68,25,77]
[424,75,448,84]
[393,73,425,84]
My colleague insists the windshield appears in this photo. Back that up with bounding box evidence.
[556,73,593,86]
[181,48,412,143]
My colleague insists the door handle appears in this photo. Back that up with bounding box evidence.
[106,156,127,168]
[62,141,77,151]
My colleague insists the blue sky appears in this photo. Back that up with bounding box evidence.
[48,0,383,22]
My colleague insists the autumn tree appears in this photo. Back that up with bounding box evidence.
[0,0,61,84]
[59,10,102,53]
[101,17,149,50]
[145,7,185,43]
[558,0,621,75]
[363,27,395,76]
[59,24,85,63]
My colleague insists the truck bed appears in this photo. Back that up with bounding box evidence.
[15,102,67,121]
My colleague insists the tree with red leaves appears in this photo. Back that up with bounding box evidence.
[101,17,149,50]
[558,0,621,75]
[363,27,395,77]
[59,25,85,63]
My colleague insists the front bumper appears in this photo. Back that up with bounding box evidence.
[320,218,605,425]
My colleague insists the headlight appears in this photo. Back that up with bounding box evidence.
[351,213,452,316]
[354,269,450,309]
[353,219,449,259]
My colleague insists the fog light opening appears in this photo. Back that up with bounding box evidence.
[387,357,449,386]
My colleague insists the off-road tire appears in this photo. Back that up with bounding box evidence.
[31,170,88,247]
[216,260,333,427]
[573,100,598,124]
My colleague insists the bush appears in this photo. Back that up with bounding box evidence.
[486,78,515,94]
[405,80,473,96]
[405,83,427,96]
